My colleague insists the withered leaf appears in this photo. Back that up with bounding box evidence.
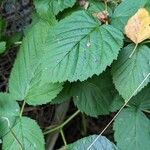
[124,8,150,44]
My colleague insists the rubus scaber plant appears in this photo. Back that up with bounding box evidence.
[0,0,150,150]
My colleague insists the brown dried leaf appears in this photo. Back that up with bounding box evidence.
[124,8,150,44]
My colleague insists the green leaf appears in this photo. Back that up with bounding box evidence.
[42,11,123,83]
[2,117,45,150]
[88,0,112,14]
[49,0,76,15]
[67,135,117,150]
[129,84,150,110]
[34,0,76,16]
[34,0,57,24]
[0,93,20,137]
[114,108,150,150]
[111,0,148,31]
[110,94,124,112]
[9,19,63,105]
[112,44,150,100]
[72,70,115,116]
[0,42,6,54]
[51,82,72,104]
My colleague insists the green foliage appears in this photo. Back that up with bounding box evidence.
[111,0,148,30]
[9,19,63,105]
[2,117,45,150]
[112,44,150,100]
[0,0,150,149]
[67,135,117,150]
[72,70,116,116]
[42,10,123,82]
[114,108,150,150]
[0,93,19,137]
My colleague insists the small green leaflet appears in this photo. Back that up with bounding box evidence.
[9,19,63,105]
[112,44,150,100]
[34,0,76,16]
[2,117,45,150]
[42,10,123,83]
[114,108,150,150]
[88,0,112,15]
[67,135,118,150]
[111,0,148,31]
[0,42,6,54]
[0,93,20,137]
[72,70,115,116]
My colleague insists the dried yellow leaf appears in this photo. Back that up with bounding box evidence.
[124,8,150,44]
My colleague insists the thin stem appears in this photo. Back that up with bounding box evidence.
[87,72,150,150]
[129,44,138,58]
[20,101,26,117]
[104,1,108,12]
[14,41,22,45]
[104,1,108,25]
[143,109,150,113]
[60,129,67,146]
[44,110,80,135]
[142,40,150,44]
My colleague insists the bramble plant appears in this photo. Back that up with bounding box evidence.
[0,0,150,150]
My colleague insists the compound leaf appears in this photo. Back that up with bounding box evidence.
[42,11,123,83]
[114,108,150,150]
[112,44,150,100]
[2,117,45,150]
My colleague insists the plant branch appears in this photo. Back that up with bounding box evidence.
[44,110,80,135]
[60,129,67,146]
[20,101,26,117]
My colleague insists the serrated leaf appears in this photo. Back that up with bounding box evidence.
[111,0,148,31]
[88,0,112,14]
[34,0,76,16]
[72,70,115,117]
[2,117,45,150]
[34,0,57,23]
[42,11,123,83]
[9,19,63,105]
[50,0,76,15]
[114,108,150,150]
[112,44,150,100]
[110,94,124,112]
[51,82,72,104]
[0,42,6,54]
[67,135,117,150]
[0,93,20,137]
[129,83,150,110]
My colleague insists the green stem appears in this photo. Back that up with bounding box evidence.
[20,101,26,117]
[143,109,150,113]
[60,129,67,146]
[44,110,80,135]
